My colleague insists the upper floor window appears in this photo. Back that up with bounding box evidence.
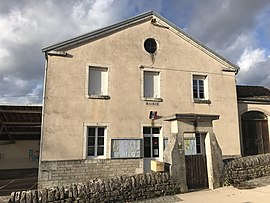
[87,126,105,157]
[193,75,207,100]
[143,71,160,99]
[88,67,108,97]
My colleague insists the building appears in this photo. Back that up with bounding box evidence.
[39,11,246,189]
[0,104,41,170]
[237,85,270,156]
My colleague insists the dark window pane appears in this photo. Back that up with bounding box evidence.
[98,137,104,145]
[152,127,160,134]
[199,91,204,99]
[88,147,95,156]
[97,147,104,156]
[98,128,104,137]
[143,127,151,134]
[88,137,95,146]
[195,134,201,154]
[88,127,95,137]
[144,137,151,157]
[152,137,159,157]
[199,80,204,87]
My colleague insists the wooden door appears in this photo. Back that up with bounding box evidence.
[242,111,269,156]
[185,154,208,189]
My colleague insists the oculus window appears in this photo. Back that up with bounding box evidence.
[144,38,157,54]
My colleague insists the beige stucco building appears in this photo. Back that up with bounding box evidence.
[39,11,246,189]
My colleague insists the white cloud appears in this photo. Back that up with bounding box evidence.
[237,48,266,72]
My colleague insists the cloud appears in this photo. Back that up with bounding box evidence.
[0,0,129,104]
[0,0,270,105]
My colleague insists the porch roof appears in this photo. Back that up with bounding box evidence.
[0,104,42,141]
[164,113,220,122]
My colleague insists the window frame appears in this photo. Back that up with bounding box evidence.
[142,126,163,159]
[85,64,110,100]
[184,133,205,155]
[141,67,162,102]
[191,74,210,104]
[83,123,108,159]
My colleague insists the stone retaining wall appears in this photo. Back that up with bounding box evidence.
[9,172,181,203]
[39,158,142,188]
[223,153,270,184]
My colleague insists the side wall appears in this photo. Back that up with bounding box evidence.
[0,140,39,169]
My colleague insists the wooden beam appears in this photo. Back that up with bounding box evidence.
[0,132,40,135]
[2,122,41,125]
[0,109,41,114]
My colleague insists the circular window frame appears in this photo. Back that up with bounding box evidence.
[144,38,158,54]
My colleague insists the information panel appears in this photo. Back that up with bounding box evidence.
[111,139,141,158]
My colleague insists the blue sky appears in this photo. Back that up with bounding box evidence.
[0,0,270,104]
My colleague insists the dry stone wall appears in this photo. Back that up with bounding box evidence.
[9,172,181,203]
[223,153,270,184]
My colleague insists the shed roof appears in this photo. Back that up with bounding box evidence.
[236,85,270,102]
[42,11,239,73]
[0,104,42,141]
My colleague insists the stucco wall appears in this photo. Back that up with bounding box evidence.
[41,19,240,163]
[0,140,39,169]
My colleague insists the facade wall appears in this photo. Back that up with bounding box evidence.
[0,140,39,169]
[40,19,241,186]
[39,159,142,188]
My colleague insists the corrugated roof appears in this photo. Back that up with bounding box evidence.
[42,10,239,72]
[236,85,270,102]
[0,105,42,141]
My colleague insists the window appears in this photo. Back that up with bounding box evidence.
[143,71,160,99]
[144,38,157,54]
[192,75,209,103]
[184,133,204,155]
[87,127,105,157]
[143,127,161,158]
[88,67,108,97]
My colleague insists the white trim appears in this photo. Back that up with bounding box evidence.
[83,122,109,159]
[191,73,209,102]
[85,63,111,99]
[141,67,162,101]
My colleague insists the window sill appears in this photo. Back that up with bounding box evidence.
[193,99,211,104]
[143,98,163,102]
[88,95,110,100]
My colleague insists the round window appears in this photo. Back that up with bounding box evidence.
[144,38,157,54]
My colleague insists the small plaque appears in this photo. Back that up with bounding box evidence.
[146,102,159,106]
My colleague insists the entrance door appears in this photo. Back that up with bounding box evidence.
[242,111,269,156]
[143,127,161,172]
[184,133,208,189]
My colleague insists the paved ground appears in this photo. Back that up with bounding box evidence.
[0,176,37,202]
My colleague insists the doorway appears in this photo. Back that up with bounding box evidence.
[184,133,208,189]
[143,127,162,172]
[241,111,269,156]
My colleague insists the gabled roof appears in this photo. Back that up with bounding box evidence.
[42,11,239,72]
[237,85,270,102]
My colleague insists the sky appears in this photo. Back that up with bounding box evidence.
[0,0,270,104]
